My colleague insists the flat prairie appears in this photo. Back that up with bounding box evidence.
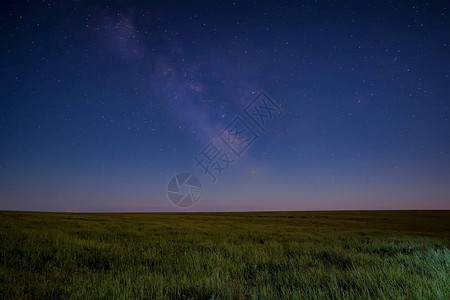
[0,210,449,299]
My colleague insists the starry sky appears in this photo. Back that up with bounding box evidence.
[1,1,449,212]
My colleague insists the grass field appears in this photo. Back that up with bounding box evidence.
[0,210,449,299]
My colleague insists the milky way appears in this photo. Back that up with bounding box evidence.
[0,1,449,211]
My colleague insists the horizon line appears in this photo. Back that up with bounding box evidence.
[1,208,449,214]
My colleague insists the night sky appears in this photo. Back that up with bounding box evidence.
[1,1,449,212]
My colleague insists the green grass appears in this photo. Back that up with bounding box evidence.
[0,210,449,299]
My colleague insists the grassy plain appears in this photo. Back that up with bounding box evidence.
[0,210,449,299]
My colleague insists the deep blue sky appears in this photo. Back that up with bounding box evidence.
[1,1,449,211]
